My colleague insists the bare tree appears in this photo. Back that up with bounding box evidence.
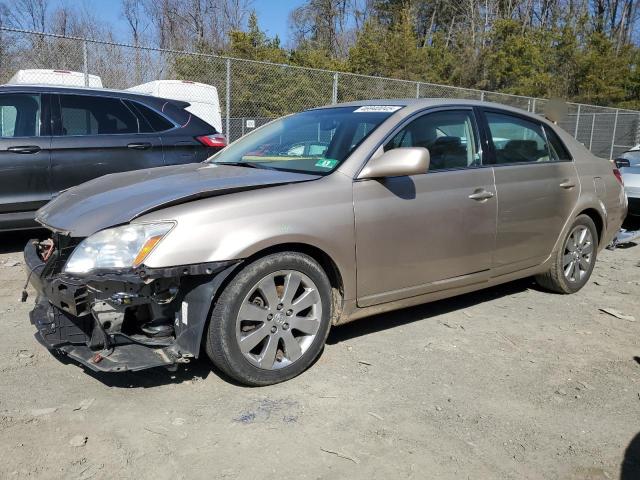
[289,0,357,57]
[222,0,253,32]
[122,0,148,45]
[2,0,49,31]
[121,0,149,84]
[141,0,252,52]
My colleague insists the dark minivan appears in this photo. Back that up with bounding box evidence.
[0,84,226,231]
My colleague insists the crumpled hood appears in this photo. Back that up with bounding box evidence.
[36,163,320,236]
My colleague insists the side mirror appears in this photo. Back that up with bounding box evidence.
[615,158,630,169]
[358,147,430,179]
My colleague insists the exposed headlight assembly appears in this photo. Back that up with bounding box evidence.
[64,222,174,274]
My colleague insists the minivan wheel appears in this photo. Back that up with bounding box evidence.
[535,214,598,294]
[205,252,332,386]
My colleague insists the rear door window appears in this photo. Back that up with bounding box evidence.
[486,112,553,164]
[58,95,139,135]
[0,93,41,137]
[384,109,481,171]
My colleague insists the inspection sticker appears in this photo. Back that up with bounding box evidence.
[354,105,402,113]
[315,159,339,169]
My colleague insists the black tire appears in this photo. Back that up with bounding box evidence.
[535,214,598,294]
[205,252,332,386]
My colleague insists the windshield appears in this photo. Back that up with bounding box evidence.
[208,106,402,174]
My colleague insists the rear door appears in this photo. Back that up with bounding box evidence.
[49,93,163,193]
[124,99,213,165]
[0,91,51,215]
[481,109,579,274]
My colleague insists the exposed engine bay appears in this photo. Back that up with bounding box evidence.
[25,234,238,372]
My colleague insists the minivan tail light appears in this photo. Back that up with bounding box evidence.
[196,134,227,148]
[613,167,624,185]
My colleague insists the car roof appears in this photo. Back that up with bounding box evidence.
[319,97,548,121]
[0,83,190,109]
[319,98,575,138]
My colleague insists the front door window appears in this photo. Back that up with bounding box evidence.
[385,110,481,171]
[0,93,41,138]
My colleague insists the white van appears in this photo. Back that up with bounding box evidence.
[127,80,222,133]
[8,69,103,88]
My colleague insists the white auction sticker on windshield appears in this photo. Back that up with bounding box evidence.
[353,106,402,113]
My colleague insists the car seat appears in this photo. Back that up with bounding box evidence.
[502,140,539,163]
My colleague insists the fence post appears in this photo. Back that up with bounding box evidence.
[609,109,619,159]
[589,113,596,151]
[416,82,420,98]
[332,73,338,104]
[574,104,581,138]
[82,40,89,87]
[532,98,537,113]
[480,91,485,102]
[225,58,231,138]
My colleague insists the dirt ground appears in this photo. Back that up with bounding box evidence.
[0,231,639,480]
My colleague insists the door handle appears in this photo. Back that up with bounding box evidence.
[468,189,495,201]
[559,179,576,189]
[127,142,152,150]
[7,145,41,154]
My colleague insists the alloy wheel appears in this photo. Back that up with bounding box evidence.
[562,225,594,283]
[235,270,322,370]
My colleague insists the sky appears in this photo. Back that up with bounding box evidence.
[60,0,306,45]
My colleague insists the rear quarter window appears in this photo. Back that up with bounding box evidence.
[128,101,175,132]
[543,125,572,161]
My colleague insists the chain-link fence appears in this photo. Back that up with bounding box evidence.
[1,26,639,158]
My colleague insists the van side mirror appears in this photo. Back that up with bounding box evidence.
[358,147,430,179]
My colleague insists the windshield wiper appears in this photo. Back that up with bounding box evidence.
[215,161,273,170]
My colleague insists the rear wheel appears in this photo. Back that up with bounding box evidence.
[205,252,332,386]
[535,214,598,294]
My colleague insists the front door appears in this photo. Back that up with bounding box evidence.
[354,108,497,307]
[0,92,51,217]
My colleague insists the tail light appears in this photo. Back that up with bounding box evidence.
[613,167,624,185]
[196,133,227,148]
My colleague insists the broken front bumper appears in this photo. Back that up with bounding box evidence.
[25,238,238,373]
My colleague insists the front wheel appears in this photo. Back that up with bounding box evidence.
[205,252,332,386]
[535,214,598,294]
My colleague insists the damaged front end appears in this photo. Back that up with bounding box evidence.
[25,234,238,372]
